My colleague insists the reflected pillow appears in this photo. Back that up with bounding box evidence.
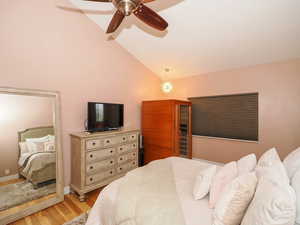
[284,147,300,179]
[26,135,50,143]
[193,165,217,200]
[237,154,257,175]
[257,147,281,167]
[19,142,29,154]
[26,141,45,153]
[256,161,290,185]
[44,141,55,152]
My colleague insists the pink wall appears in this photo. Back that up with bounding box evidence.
[166,60,300,163]
[0,0,163,185]
[0,95,53,177]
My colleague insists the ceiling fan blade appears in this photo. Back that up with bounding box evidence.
[133,4,168,31]
[83,0,111,2]
[143,0,155,3]
[106,10,125,33]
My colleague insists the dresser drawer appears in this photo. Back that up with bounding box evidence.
[86,158,115,175]
[117,160,138,173]
[86,139,101,150]
[128,133,138,142]
[86,168,115,185]
[86,148,115,163]
[117,144,129,154]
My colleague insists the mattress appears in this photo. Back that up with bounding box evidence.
[86,157,221,225]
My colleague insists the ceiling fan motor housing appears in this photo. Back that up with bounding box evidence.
[113,0,141,16]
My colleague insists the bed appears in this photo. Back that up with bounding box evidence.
[86,157,221,225]
[18,126,56,188]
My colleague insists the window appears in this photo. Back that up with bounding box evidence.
[188,93,258,141]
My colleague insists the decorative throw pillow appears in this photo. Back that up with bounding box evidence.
[291,169,300,224]
[19,142,29,154]
[213,173,257,225]
[237,154,257,175]
[26,141,45,153]
[44,141,55,152]
[284,147,300,179]
[257,147,281,167]
[241,178,296,225]
[256,161,290,185]
[193,165,217,200]
[209,161,238,208]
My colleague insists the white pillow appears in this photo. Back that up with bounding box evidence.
[291,169,300,224]
[237,154,257,175]
[257,147,281,167]
[284,147,300,179]
[19,142,29,154]
[241,178,296,225]
[193,165,217,200]
[26,135,50,143]
[209,161,238,208]
[213,173,257,225]
[256,161,290,185]
[26,141,45,153]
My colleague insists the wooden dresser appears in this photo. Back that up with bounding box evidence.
[142,100,192,164]
[70,129,139,201]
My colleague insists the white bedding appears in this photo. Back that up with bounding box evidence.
[86,157,221,225]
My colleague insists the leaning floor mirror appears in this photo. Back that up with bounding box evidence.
[0,87,64,224]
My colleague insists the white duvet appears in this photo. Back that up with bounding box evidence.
[86,157,220,225]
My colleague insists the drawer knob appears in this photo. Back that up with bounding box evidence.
[110,150,113,153]
[90,178,93,181]
[120,157,123,161]
[90,166,94,169]
[106,140,110,143]
[123,137,126,140]
[90,154,93,158]
[120,167,123,171]
[120,148,123,151]
[92,142,96,146]
[110,171,113,174]
[133,153,136,156]
[133,144,136,147]
[110,161,113,164]
[132,136,134,138]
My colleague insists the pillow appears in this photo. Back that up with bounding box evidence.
[193,165,217,200]
[284,147,300,179]
[26,141,45,153]
[256,161,290,185]
[241,177,296,225]
[213,173,257,225]
[44,141,55,152]
[291,169,300,224]
[209,161,238,208]
[257,147,281,167]
[237,154,257,175]
[26,135,50,143]
[19,142,29,154]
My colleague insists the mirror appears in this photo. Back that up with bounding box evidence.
[0,87,64,224]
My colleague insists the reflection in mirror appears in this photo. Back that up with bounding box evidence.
[0,94,56,212]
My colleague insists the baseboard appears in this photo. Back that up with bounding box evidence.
[192,157,224,166]
[64,186,70,195]
[0,173,19,182]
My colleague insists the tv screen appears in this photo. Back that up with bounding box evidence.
[88,102,124,132]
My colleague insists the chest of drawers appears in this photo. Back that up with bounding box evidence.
[70,130,139,201]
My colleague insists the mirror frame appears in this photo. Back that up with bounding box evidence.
[0,87,64,224]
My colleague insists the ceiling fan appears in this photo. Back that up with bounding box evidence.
[84,0,168,33]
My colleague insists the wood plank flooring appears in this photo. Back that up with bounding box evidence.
[8,189,101,225]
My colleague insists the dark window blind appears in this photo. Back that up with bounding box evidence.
[188,93,258,141]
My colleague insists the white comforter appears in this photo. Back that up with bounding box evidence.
[86,157,221,225]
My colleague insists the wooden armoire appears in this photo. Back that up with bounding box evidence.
[142,100,192,164]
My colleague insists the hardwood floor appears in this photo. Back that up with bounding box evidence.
[8,189,101,225]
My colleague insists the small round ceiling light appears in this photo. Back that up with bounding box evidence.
[161,68,173,93]
[162,81,173,93]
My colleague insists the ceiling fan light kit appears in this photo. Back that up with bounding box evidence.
[84,0,168,33]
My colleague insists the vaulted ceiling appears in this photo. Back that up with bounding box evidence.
[70,0,300,80]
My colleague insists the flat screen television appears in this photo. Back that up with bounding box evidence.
[87,102,124,132]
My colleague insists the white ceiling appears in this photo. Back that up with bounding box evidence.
[69,0,300,80]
